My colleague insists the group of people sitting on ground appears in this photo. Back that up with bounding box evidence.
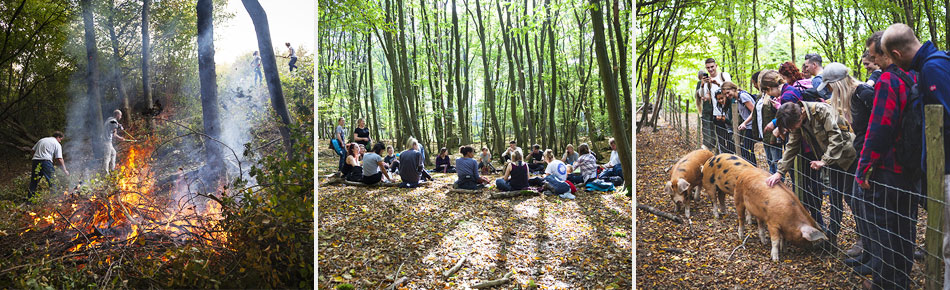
[694,23,950,290]
[331,117,625,198]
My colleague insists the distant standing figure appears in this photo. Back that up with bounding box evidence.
[28,132,69,199]
[251,51,262,84]
[103,109,127,173]
[353,118,371,147]
[333,117,347,173]
[286,42,298,72]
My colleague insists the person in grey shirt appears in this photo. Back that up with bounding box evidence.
[561,144,579,165]
[454,146,490,190]
[362,142,393,185]
[721,82,758,166]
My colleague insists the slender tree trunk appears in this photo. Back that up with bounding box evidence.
[142,0,154,129]
[546,0,557,149]
[753,0,759,69]
[590,0,631,192]
[81,0,105,163]
[611,0,630,128]
[497,0,523,146]
[367,34,380,139]
[196,0,225,179]
[789,0,795,64]
[475,0,502,156]
[107,0,130,127]
[923,0,938,46]
[242,0,295,155]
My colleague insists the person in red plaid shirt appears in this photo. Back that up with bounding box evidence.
[855,30,919,290]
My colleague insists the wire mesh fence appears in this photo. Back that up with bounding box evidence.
[680,100,948,289]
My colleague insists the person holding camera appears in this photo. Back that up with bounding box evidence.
[695,58,732,151]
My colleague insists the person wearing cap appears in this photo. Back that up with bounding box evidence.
[820,62,877,272]
[854,28,920,290]
[880,23,950,289]
[765,100,857,249]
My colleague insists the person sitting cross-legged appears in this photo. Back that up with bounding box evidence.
[454,146,491,190]
[361,142,395,185]
[398,138,425,188]
[567,143,597,185]
[541,149,573,199]
[496,150,531,191]
[435,147,455,173]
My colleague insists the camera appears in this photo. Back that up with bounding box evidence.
[701,72,709,78]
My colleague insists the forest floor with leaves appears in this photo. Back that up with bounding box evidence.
[636,116,932,289]
[317,147,632,289]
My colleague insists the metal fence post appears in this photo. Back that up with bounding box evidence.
[925,104,945,290]
[731,102,741,156]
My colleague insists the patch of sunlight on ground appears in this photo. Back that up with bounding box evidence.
[421,215,501,287]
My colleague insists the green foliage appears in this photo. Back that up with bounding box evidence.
[336,283,355,290]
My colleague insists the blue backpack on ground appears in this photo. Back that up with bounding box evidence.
[585,180,615,192]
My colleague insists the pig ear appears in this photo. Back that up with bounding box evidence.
[800,225,827,242]
[677,178,690,192]
[666,181,673,194]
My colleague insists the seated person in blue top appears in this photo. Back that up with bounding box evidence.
[541,149,572,198]
[496,150,531,191]
[435,147,455,173]
[454,146,491,190]
[361,142,395,185]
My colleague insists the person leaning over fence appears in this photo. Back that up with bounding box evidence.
[820,62,876,268]
[740,71,782,174]
[712,89,735,154]
[28,132,69,201]
[880,22,950,289]
[361,142,394,185]
[855,28,920,290]
[804,53,832,99]
[765,100,857,249]
[721,81,757,165]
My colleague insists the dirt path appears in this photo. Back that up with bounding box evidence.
[317,147,632,289]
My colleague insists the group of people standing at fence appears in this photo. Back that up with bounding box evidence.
[330,116,624,198]
[695,23,950,290]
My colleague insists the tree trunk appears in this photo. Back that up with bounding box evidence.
[612,0,630,129]
[81,0,105,163]
[242,0,295,155]
[475,0,502,157]
[107,0,130,127]
[497,0,523,147]
[367,34,380,139]
[789,0,795,64]
[923,0,938,46]
[753,0,759,69]
[590,0,631,192]
[142,0,154,129]
[546,0,557,149]
[196,0,225,179]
